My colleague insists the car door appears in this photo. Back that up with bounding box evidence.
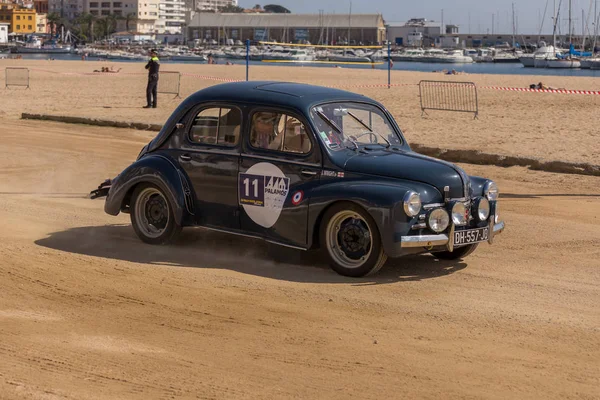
[238,108,322,248]
[175,104,243,230]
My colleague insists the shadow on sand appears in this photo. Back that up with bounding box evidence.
[35,224,468,285]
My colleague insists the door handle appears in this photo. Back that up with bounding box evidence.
[179,154,191,162]
[301,170,318,176]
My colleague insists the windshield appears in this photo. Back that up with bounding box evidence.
[309,102,402,150]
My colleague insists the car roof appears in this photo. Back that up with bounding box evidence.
[145,81,378,154]
[183,80,370,110]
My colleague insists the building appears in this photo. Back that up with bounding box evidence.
[0,21,8,43]
[48,0,83,20]
[187,12,386,45]
[385,18,441,47]
[34,0,48,13]
[82,0,160,34]
[155,0,185,34]
[195,0,236,12]
[0,5,37,34]
[35,11,46,33]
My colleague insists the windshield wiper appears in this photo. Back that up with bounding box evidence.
[316,110,358,150]
[346,111,391,148]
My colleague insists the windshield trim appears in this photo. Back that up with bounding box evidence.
[309,100,404,151]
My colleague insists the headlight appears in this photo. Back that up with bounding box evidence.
[474,197,490,221]
[403,191,421,217]
[427,208,449,233]
[451,202,468,226]
[484,181,499,201]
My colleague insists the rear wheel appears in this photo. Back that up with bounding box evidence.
[320,202,387,277]
[130,183,181,245]
[430,243,478,260]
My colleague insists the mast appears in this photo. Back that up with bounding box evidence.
[347,1,351,45]
[512,3,516,47]
[569,0,572,43]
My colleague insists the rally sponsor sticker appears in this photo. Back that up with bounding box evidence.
[319,131,332,146]
[239,163,290,228]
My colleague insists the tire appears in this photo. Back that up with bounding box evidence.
[319,202,387,277]
[430,243,479,260]
[130,183,182,245]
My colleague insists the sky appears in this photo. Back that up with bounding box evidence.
[240,0,600,35]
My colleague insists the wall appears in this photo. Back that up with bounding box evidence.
[36,12,46,33]
[0,23,7,43]
[0,7,37,33]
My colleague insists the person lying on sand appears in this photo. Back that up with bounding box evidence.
[93,67,122,73]
[529,82,564,90]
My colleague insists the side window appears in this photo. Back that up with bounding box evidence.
[250,111,312,154]
[189,107,241,146]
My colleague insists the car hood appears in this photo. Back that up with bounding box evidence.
[343,148,469,199]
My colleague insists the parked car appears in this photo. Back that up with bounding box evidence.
[90,81,505,277]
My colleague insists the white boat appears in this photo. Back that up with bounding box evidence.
[391,48,425,61]
[327,49,372,63]
[546,57,581,68]
[519,44,558,67]
[262,48,315,62]
[590,60,600,69]
[424,49,473,63]
[170,53,208,62]
[580,58,600,69]
[13,37,71,54]
[492,51,520,63]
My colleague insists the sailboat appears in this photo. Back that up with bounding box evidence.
[546,0,582,68]
[580,0,600,68]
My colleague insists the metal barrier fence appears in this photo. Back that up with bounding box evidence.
[158,71,181,98]
[419,80,478,119]
[5,67,30,89]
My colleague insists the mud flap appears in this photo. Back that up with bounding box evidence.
[89,179,112,199]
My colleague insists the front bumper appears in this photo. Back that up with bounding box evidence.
[400,220,505,249]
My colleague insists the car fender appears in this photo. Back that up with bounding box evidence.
[104,154,194,225]
[307,179,440,256]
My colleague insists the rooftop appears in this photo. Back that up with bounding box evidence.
[189,12,385,29]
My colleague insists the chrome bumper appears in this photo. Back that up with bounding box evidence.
[400,220,505,249]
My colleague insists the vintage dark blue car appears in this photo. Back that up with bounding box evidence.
[91,81,505,277]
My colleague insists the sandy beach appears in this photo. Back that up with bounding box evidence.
[1,59,599,165]
[0,60,599,399]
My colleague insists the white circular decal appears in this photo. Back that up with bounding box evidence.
[238,162,290,228]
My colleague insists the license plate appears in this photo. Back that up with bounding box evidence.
[453,227,489,246]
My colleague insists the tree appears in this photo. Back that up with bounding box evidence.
[46,12,61,36]
[263,4,291,13]
[218,4,245,12]
[125,12,137,32]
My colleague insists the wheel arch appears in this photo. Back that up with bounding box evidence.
[307,180,433,256]
[104,155,195,226]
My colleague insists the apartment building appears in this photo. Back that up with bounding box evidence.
[83,0,159,33]
[195,0,236,12]
[48,0,83,19]
[0,4,37,34]
[154,0,184,34]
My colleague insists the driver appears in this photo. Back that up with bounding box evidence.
[251,112,283,150]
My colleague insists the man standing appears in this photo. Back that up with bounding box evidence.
[144,49,160,108]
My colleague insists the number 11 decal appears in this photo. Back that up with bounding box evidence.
[239,173,265,207]
[243,177,259,198]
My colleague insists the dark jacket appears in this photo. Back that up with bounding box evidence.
[145,56,160,80]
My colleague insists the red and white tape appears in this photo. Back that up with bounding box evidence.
[13,68,600,95]
[481,85,600,95]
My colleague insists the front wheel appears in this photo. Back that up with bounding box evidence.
[430,243,478,260]
[130,183,181,245]
[319,202,387,277]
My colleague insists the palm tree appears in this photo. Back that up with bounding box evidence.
[79,13,95,42]
[47,12,61,36]
[125,12,137,32]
